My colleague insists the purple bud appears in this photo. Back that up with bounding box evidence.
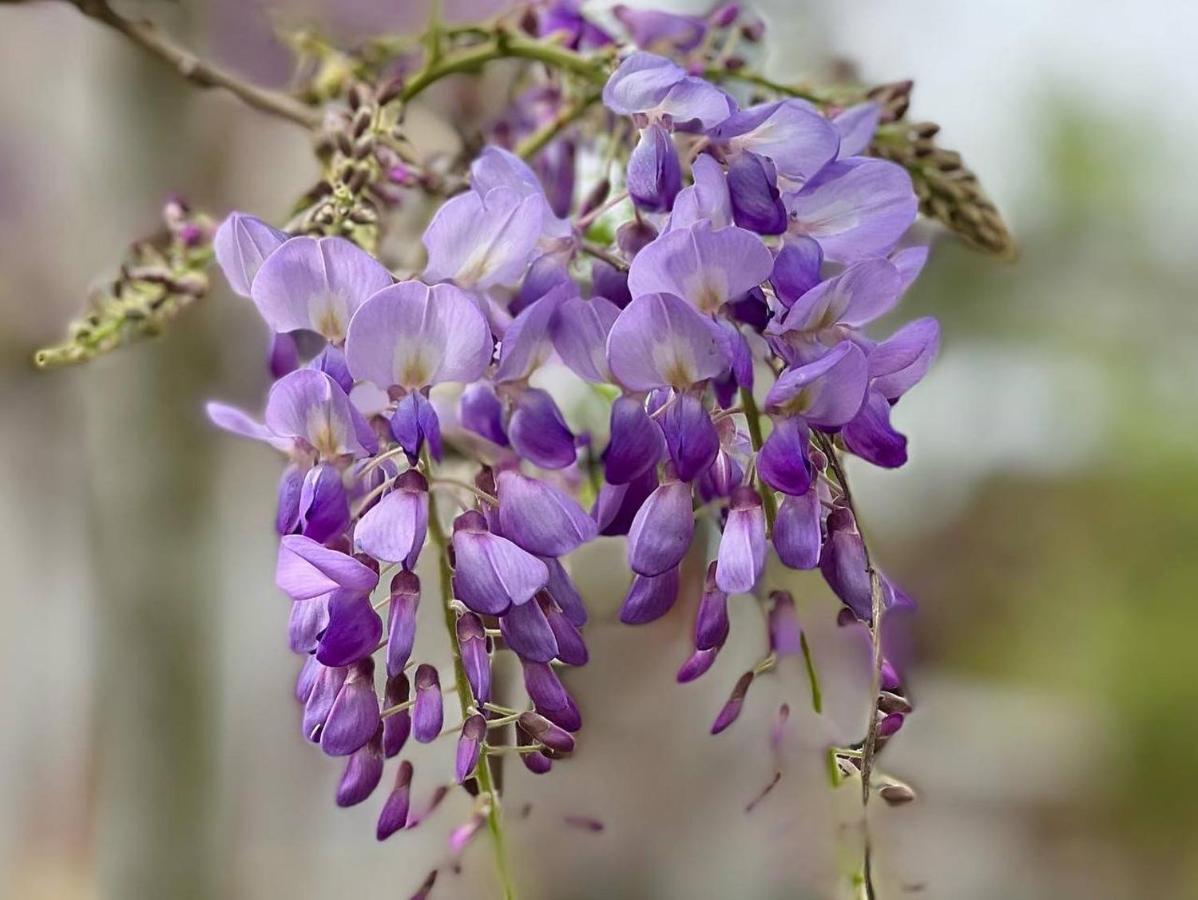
[302,663,347,742]
[499,595,560,663]
[336,729,384,807]
[878,712,905,738]
[382,674,411,758]
[716,486,767,594]
[544,557,588,627]
[677,646,720,683]
[771,703,791,751]
[770,236,823,307]
[407,784,450,830]
[619,565,681,625]
[617,216,659,259]
[819,507,874,622]
[592,259,632,309]
[758,417,813,496]
[458,381,510,446]
[456,612,492,704]
[308,345,354,395]
[522,661,582,732]
[356,469,428,569]
[696,448,742,503]
[517,711,576,754]
[269,332,300,378]
[451,510,549,616]
[881,658,902,693]
[709,3,740,27]
[276,464,304,535]
[376,760,413,840]
[773,487,822,570]
[604,395,664,485]
[627,478,695,576]
[449,813,486,855]
[295,655,320,703]
[316,590,383,667]
[299,463,350,543]
[390,391,443,463]
[711,670,754,734]
[727,151,787,234]
[540,595,589,666]
[695,561,730,650]
[455,715,486,783]
[627,122,682,212]
[320,658,380,756]
[661,393,719,482]
[767,590,803,655]
[508,387,577,470]
[412,664,443,743]
[386,571,420,677]
[593,467,658,537]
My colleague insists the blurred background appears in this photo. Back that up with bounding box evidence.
[2,1,1196,898]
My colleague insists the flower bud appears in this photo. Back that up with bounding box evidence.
[412,664,443,743]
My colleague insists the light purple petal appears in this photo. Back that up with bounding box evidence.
[833,102,881,159]
[613,6,706,52]
[354,474,429,566]
[667,153,733,231]
[711,100,840,183]
[627,122,682,212]
[264,369,369,459]
[765,341,869,428]
[552,294,619,383]
[321,660,380,756]
[602,52,689,116]
[869,316,940,401]
[499,597,559,663]
[422,187,544,290]
[386,573,420,678]
[275,534,379,600]
[251,235,393,341]
[627,479,694,576]
[716,486,766,593]
[785,158,918,262]
[773,488,822,570]
[606,292,731,391]
[627,221,773,314]
[496,282,574,383]
[345,280,492,390]
[206,401,291,452]
[769,259,902,339]
[603,395,664,484]
[496,470,597,557]
[452,514,549,615]
[891,245,929,295]
[471,145,571,240]
[214,212,289,298]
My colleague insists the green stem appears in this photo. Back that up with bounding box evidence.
[799,631,823,714]
[425,468,516,900]
[738,386,778,530]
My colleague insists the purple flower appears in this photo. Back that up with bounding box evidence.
[456,611,491,704]
[385,571,420,678]
[316,589,383,667]
[544,557,588,627]
[602,52,733,132]
[496,469,597,557]
[726,151,787,234]
[455,714,486,783]
[517,711,576,755]
[345,280,492,392]
[627,221,773,314]
[496,283,573,384]
[319,658,380,756]
[507,387,577,470]
[627,476,694,576]
[451,510,549,615]
[716,486,766,593]
[757,416,813,496]
[458,381,509,447]
[412,663,443,743]
[298,463,349,542]
[214,212,288,298]
[382,674,411,757]
[667,153,733,232]
[470,145,572,242]
[711,670,754,734]
[499,595,559,662]
[784,158,918,262]
[354,469,428,567]
[540,594,589,665]
[250,235,392,343]
[660,392,720,482]
[551,294,620,385]
[764,340,869,429]
[538,0,614,49]
[607,292,731,391]
[773,486,823,570]
[619,565,681,624]
[275,535,378,601]
[376,760,413,840]
[422,187,544,290]
[627,122,682,211]
[336,730,384,807]
[389,391,443,463]
[612,6,707,53]
[833,103,882,158]
[695,561,730,650]
[770,235,824,307]
[711,99,840,184]
[603,395,664,484]
[522,660,582,732]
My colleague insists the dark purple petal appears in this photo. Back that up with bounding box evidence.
[275,534,378,600]
[627,478,695,576]
[496,282,573,384]
[376,760,413,840]
[878,712,905,738]
[412,664,443,743]
[389,392,443,464]
[757,416,813,496]
[727,151,787,235]
[308,344,354,394]
[497,469,598,557]
[695,561,730,650]
[603,395,665,484]
[627,122,682,212]
[770,236,824,307]
[619,566,681,624]
[711,671,754,734]
[268,332,300,378]
[302,663,346,742]
[544,557,588,627]
[661,392,720,482]
[321,659,380,756]
[316,590,383,667]
[696,448,743,503]
[456,612,492,704]
[382,675,411,757]
[710,100,840,183]
[540,595,588,665]
[773,487,822,570]
[298,463,349,543]
[455,715,486,783]
[214,212,289,298]
[499,596,560,663]
[819,507,874,621]
[451,511,549,615]
[276,464,304,535]
[508,387,577,470]
[593,467,658,536]
[842,389,908,468]
[716,486,766,593]
[517,711,576,754]
[591,260,632,309]
[459,381,510,447]
[336,730,384,807]
[522,661,582,732]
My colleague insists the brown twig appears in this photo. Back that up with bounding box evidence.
[69,0,321,129]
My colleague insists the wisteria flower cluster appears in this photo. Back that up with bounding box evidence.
[32,0,1012,896]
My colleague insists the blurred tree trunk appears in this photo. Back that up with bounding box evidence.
[85,11,222,899]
